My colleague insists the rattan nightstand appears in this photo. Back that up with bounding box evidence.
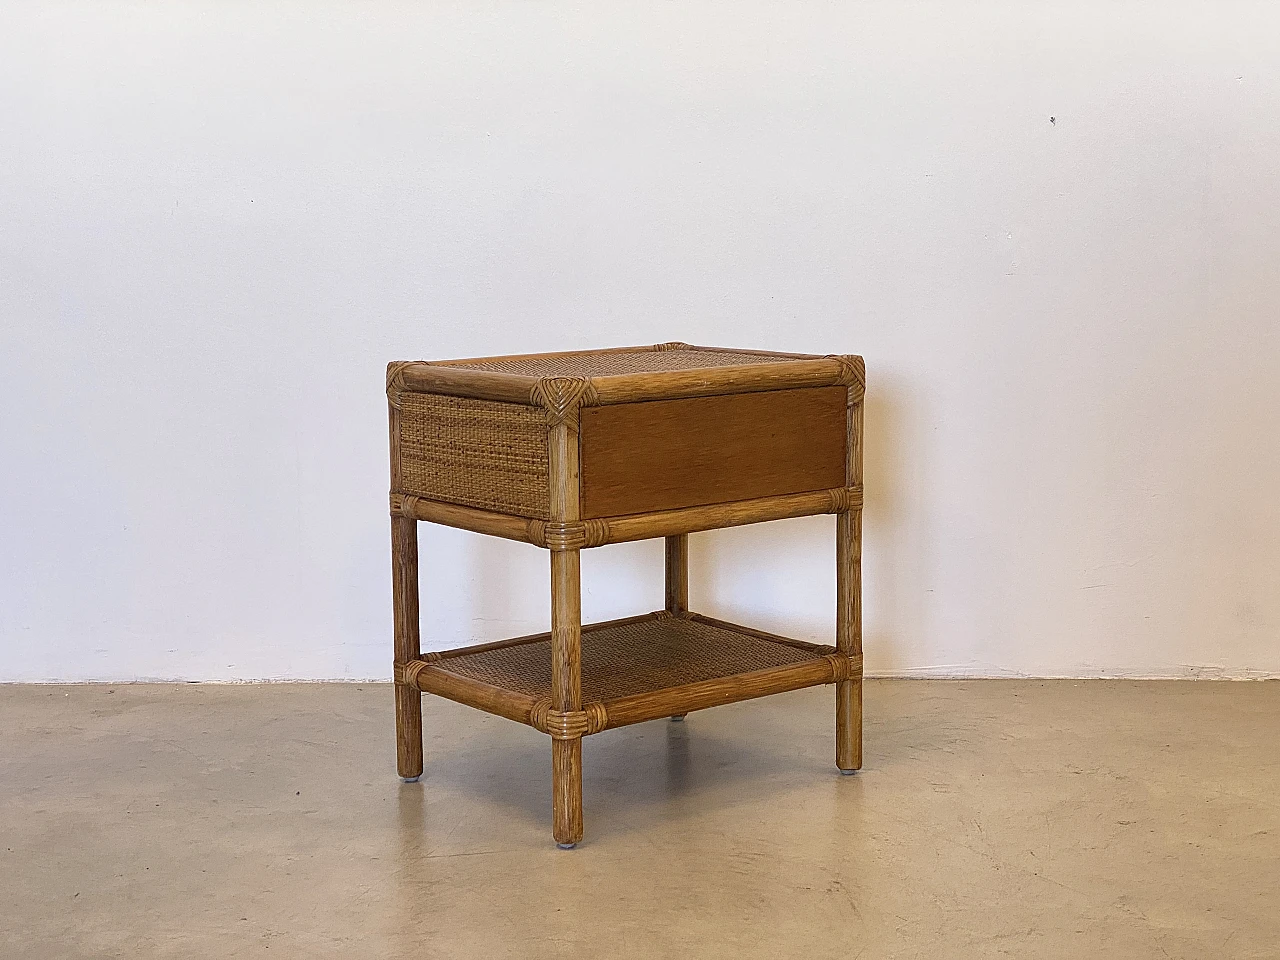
[387,342,865,847]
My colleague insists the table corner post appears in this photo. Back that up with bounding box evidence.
[664,534,689,616]
[389,375,424,781]
[538,376,591,847]
[836,376,864,773]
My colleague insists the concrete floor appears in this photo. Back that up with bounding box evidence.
[2,682,1277,959]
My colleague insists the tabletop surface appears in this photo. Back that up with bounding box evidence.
[434,344,816,379]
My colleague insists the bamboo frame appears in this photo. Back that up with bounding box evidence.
[388,343,866,846]
[665,535,688,616]
[390,392,423,782]
[665,535,689,720]
[548,405,584,848]
[391,487,863,549]
[587,358,855,405]
[835,383,865,772]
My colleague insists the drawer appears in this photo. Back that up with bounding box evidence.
[579,385,847,519]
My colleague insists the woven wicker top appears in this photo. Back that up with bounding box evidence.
[441,346,806,378]
[433,614,823,703]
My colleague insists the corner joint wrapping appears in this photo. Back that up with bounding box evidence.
[530,377,599,426]
[530,699,608,739]
[386,362,413,409]
[527,519,610,550]
[825,487,864,513]
[824,652,864,683]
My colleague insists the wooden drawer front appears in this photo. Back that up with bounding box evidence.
[579,386,847,519]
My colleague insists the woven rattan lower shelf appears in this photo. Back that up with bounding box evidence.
[395,612,861,736]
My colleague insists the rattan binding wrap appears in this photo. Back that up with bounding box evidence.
[433,615,823,703]
[448,348,790,378]
[398,392,550,519]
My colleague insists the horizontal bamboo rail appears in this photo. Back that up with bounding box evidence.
[392,488,863,549]
[392,493,540,544]
[597,654,858,730]
[396,659,538,726]
[394,362,535,405]
[595,487,861,544]
[588,357,861,405]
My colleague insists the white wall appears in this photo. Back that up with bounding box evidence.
[3,1,1278,681]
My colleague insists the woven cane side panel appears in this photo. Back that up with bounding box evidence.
[399,392,550,520]
[449,349,789,378]
[436,617,819,702]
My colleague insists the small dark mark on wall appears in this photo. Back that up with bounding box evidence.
[1049,116,1056,125]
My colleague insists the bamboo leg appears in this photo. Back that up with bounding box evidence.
[551,548,583,847]
[666,534,689,720]
[836,396,864,773]
[835,510,863,772]
[665,534,689,616]
[392,515,424,781]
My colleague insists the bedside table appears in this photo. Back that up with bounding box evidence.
[387,342,864,847]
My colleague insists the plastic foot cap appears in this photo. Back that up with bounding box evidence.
[838,768,858,776]
[400,775,421,783]
[670,715,686,721]
[556,842,577,850]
